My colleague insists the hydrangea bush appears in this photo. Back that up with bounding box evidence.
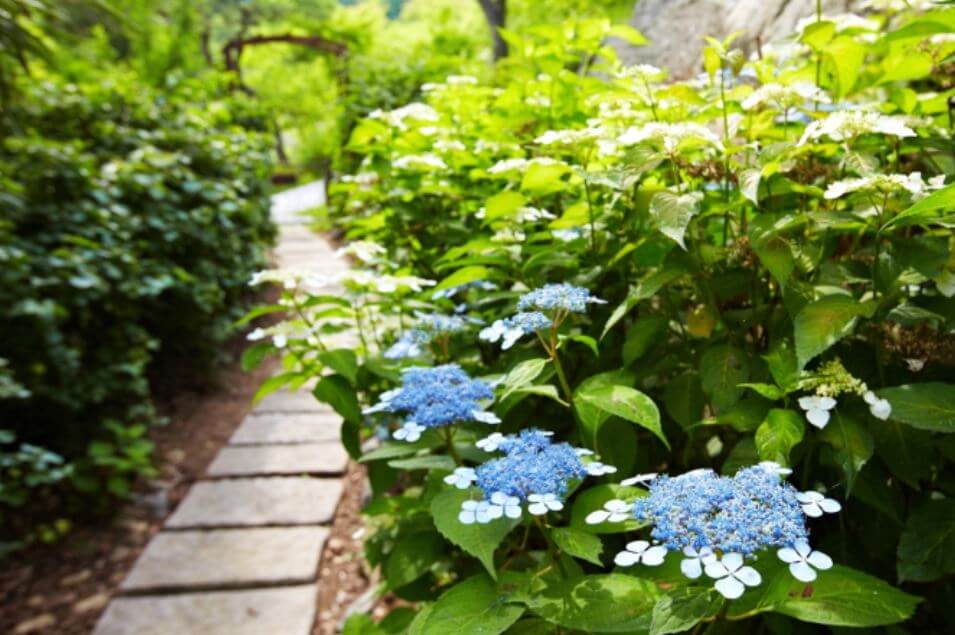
[247,6,954,633]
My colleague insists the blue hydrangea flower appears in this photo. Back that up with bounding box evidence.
[432,280,498,300]
[459,429,613,524]
[479,311,552,349]
[384,329,430,359]
[363,364,498,441]
[384,312,474,359]
[517,283,606,314]
[585,464,840,599]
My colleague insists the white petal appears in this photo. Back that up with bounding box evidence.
[490,491,508,505]
[642,546,668,566]
[585,510,610,525]
[681,558,703,579]
[818,498,842,514]
[605,499,631,513]
[863,390,878,405]
[794,541,812,557]
[722,553,744,573]
[796,491,823,503]
[505,505,522,519]
[789,561,817,582]
[817,397,837,410]
[547,500,564,511]
[871,400,891,420]
[472,410,501,424]
[485,505,504,520]
[614,550,641,567]
[802,502,823,517]
[609,512,631,522]
[777,547,801,564]
[806,408,831,429]
[807,550,833,570]
[528,503,548,516]
[705,561,729,579]
[798,396,820,410]
[458,511,476,524]
[714,576,746,599]
[527,494,543,503]
[626,540,650,554]
[734,566,762,587]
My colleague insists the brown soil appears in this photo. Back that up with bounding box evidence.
[314,462,373,634]
[0,343,279,635]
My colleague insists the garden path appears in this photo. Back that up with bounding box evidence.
[94,181,352,635]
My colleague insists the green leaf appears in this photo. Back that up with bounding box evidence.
[897,499,955,583]
[602,268,685,338]
[818,412,873,495]
[384,531,445,589]
[650,190,702,249]
[409,575,524,635]
[622,315,668,365]
[551,527,603,566]
[885,183,955,228]
[318,349,359,385]
[663,373,705,428]
[499,358,548,401]
[313,374,361,425]
[700,345,750,411]
[755,409,804,465]
[388,454,456,471]
[739,383,785,400]
[650,588,723,635]
[521,163,570,195]
[570,484,646,535]
[801,20,836,50]
[253,373,295,403]
[575,384,668,449]
[793,295,869,369]
[430,489,518,577]
[563,334,599,357]
[573,370,635,443]
[525,574,661,632]
[484,190,526,220]
[241,342,273,372]
[877,383,955,433]
[435,266,491,292]
[823,36,866,98]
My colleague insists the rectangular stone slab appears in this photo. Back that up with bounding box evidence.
[94,585,317,635]
[121,527,328,592]
[254,389,326,413]
[230,412,341,445]
[207,444,348,477]
[165,477,343,528]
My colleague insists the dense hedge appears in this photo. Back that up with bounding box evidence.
[0,79,274,543]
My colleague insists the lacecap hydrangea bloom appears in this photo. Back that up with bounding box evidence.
[452,429,616,524]
[480,284,604,349]
[363,364,499,441]
[384,313,474,360]
[587,464,840,599]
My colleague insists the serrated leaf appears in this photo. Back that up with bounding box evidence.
[700,344,750,411]
[650,588,723,635]
[793,295,869,369]
[650,190,702,249]
[318,349,359,385]
[499,358,548,401]
[551,527,603,566]
[575,384,668,449]
[877,383,955,433]
[430,489,518,577]
[409,574,524,635]
[897,499,955,582]
[755,409,804,465]
[525,574,661,632]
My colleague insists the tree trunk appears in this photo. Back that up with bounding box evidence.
[478,0,508,61]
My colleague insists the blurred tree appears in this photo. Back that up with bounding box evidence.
[477,0,508,60]
[0,0,54,104]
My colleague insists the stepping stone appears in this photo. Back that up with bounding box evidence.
[165,477,342,528]
[255,389,325,413]
[230,412,341,445]
[94,585,317,635]
[121,527,327,592]
[207,443,348,477]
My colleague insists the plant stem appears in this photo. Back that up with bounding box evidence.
[444,427,462,465]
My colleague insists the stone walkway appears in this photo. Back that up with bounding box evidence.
[95,181,352,635]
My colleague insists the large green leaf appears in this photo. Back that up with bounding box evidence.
[885,183,955,228]
[525,574,661,633]
[823,36,866,98]
[663,372,705,428]
[575,384,668,448]
[573,370,635,444]
[622,315,668,365]
[819,412,873,494]
[793,295,870,369]
[650,588,723,635]
[551,527,604,566]
[897,499,955,583]
[484,190,526,220]
[317,349,359,385]
[384,531,445,589]
[650,190,702,249]
[877,383,955,433]
[435,265,491,292]
[755,409,804,465]
[699,344,750,411]
[409,575,524,635]
[499,358,548,401]
[430,489,519,577]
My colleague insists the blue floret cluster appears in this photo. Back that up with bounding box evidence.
[365,364,494,428]
[517,283,606,313]
[384,312,472,359]
[475,429,587,500]
[633,466,809,555]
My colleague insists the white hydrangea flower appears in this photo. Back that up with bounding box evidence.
[586,461,618,476]
[799,111,916,145]
[824,172,942,200]
[863,390,892,420]
[459,500,491,524]
[471,410,502,424]
[393,153,448,171]
[614,540,668,567]
[795,13,879,34]
[336,241,386,264]
[446,74,478,85]
[444,467,477,489]
[618,122,723,153]
[393,422,426,442]
[616,64,666,83]
[742,82,830,111]
[515,206,556,223]
[778,541,834,582]
[488,491,522,520]
[706,553,762,599]
[798,395,837,429]
[534,127,602,146]
[619,473,658,487]
[797,490,842,517]
[680,546,716,579]
[476,432,505,452]
[758,461,793,477]
[585,499,632,524]
[433,139,466,153]
[369,102,439,128]
[527,493,564,515]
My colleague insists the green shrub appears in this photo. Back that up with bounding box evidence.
[0,78,274,539]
